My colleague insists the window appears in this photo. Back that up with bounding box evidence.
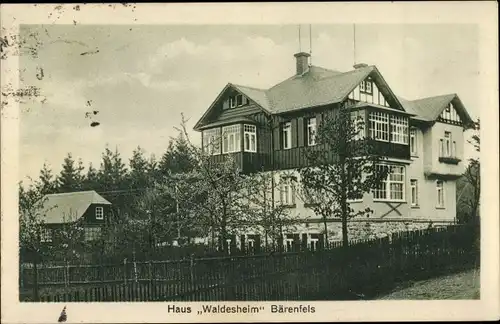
[372,164,405,201]
[452,141,457,158]
[390,115,409,144]
[306,117,317,146]
[229,94,245,108]
[203,128,221,155]
[303,188,318,206]
[369,111,389,141]
[309,238,319,252]
[282,122,292,149]
[280,177,295,206]
[440,131,452,157]
[247,239,255,251]
[445,103,451,113]
[436,181,445,208]
[410,127,417,156]
[95,207,104,220]
[40,228,52,243]
[351,110,365,140]
[243,124,257,152]
[285,238,294,252]
[84,227,101,241]
[222,125,241,153]
[410,179,418,207]
[360,79,373,94]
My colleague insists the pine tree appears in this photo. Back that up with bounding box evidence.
[36,162,56,195]
[129,146,150,189]
[82,162,99,191]
[57,153,84,192]
[159,134,197,177]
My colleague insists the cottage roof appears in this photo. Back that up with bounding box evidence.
[39,190,111,224]
[399,93,473,127]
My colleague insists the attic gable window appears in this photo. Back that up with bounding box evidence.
[95,207,104,220]
[229,94,247,108]
[360,79,373,95]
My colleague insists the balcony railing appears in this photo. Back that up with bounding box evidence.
[438,156,461,165]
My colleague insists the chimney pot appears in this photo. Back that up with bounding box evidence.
[294,52,311,75]
[353,63,368,69]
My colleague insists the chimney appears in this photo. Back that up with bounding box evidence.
[294,52,311,75]
[353,63,368,69]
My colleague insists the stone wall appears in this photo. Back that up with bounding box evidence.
[325,220,441,242]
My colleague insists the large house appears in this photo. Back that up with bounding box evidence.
[37,190,112,244]
[193,51,474,249]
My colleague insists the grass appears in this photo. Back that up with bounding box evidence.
[377,268,480,300]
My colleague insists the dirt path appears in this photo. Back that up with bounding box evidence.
[378,269,480,300]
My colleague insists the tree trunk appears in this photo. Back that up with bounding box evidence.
[323,218,328,248]
[341,215,349,249]
[33,260,39,302]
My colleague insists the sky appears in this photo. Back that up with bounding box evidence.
[19,24,480,183]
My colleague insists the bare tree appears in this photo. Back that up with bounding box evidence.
[246,171,300,250]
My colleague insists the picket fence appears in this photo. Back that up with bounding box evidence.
[21,224,479,302]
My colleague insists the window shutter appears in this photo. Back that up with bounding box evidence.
[222,99,229,110]
[273,124,280,151]
[293,234,300,252]
[255,235,261,253]
[297,117,305,147]
[240,235,246,253]
[301,233,308,251]
[318,234,325,250]
[291,119,298,148]
[316,113,323,130]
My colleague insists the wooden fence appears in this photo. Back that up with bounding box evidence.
[21,224,479,302]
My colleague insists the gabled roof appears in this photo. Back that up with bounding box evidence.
[399,93,474,127]
[266,65,376,113]
[39,190,111,224]
[196,60,473,130]
[231,84,271,112]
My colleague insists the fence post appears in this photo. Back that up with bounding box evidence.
[134,260,138,283]
[190,254,195,290]
[123,258,127,285]
[66,262,70,287]
[33,261,40,302]
[148,261,153,285]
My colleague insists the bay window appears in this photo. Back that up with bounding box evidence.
[390,115,409,144]
[40,228,53,243]
[351,110,365,140]
[369,111,389,141]
[203,128,221,155]
[244,124,257,152]
[372,164,405,201]
[222,125,241,153]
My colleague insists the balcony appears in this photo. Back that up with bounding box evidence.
[438,156,461,165]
